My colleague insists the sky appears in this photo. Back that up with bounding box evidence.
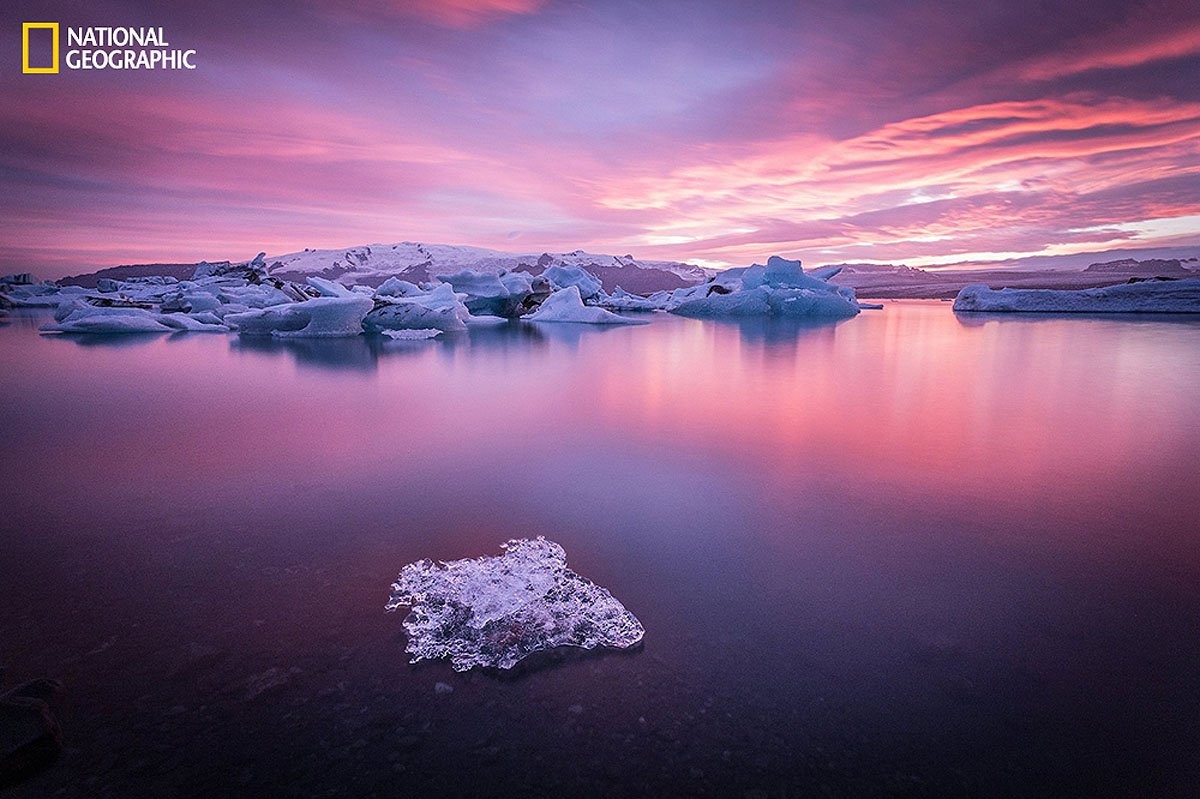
[2,0,1199,277]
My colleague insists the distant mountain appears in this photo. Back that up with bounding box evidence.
[920,245,1200,273]
[263,242,707,293]
[57,243,708,295]
[823,253,1200,299]
[823,262,932,276]
[59,263,201,288]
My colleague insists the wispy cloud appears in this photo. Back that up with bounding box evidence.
[1,0,1198,276]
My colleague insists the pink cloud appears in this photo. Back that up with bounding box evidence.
[1020,27,1200,80]
[335,0,546,28]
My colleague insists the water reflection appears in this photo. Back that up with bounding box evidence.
[704,314,848,346]
[954,310,1200,328]
[3,302,1200,796]
[44,330,171,348]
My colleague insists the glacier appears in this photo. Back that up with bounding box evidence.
[953,279,1200,313]
[385,537,644,672]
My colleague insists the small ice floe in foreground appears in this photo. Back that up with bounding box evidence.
[523,285,648,325]
[386,537,644,672]
[380,328,441,340]
[952,278,1200,313]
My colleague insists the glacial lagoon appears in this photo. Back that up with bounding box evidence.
[2,302,1199,796]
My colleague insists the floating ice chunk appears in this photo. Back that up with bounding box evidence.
[40,301,227,333]
[154,313,229,332]
[380,328,441,339]
[807,265,844,281]
[2,284,86,307]
[541,265,603,301]
[42,313,173,334]
[498,271,536,295]
[306,276,355,298]
[186,311,226,326]
[217,284,294,309]
[436,269,509,299]
[673,286,859,318]
[364,284,470,332]
[434,269,549,317]
[226,296,373,337]
[670,256,860,319]
[953,279,1200,313]
[161,290,223,313]
[597,287,666,312]
[375,277,424,297]
[464,314,509,325]
[386,537,644,671]
[524,286,649,324]
[365,302,464,333]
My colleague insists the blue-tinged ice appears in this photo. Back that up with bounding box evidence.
[953,279,1200,313]
[225,296,374,337]
[541,264,604,302]
[386,537,644,672]
[672,256,860,319]
[363,283,471,332]
[524,285,648,324]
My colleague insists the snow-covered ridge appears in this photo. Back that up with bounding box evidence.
[261,241,708,293]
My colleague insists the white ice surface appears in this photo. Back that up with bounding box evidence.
[40,301,229,333]
[363,284,471,332]
[672,256,860,319]
[380,328,441,339]
[524,286,648,324]
[386,537,644,672]
[226,296,373,337]
[953,279,1200,313]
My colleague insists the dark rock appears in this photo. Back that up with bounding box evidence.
[0,679,67,788]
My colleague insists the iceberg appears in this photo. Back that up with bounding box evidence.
[1,283,89,308]
[597,287,666,313]
[524,286,648,325]
[541,265,604,302]
[305,276,356,298]
[375,277,424,297]
[435,269,551,317]
[364,283,471,333]
[226,296,373,337]
[953,279,1200,313]
[386,537,644,671]
[40,301,229,334]
[671,256,860,319]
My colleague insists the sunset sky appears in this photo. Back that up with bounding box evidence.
[3,0,1199,277]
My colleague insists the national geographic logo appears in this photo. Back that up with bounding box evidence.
[21,23,197,73]
[21,22,58,73]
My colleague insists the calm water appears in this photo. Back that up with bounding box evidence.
[2,302,1199,798]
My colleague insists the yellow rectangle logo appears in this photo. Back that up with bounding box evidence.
[22,22,60,74]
